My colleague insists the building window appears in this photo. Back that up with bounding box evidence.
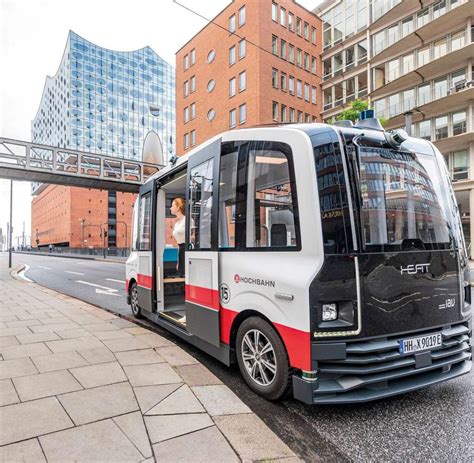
[272,68,279,88]
[280,72,287,91]
[190,130,196,146]
[207,79,216,93]
[311,56,317,74]
[417,83,431,106]
[296,49,302,67]
[434,76,448,99]
[239,6,246,27]
[184,133,189,150]
[190,48,195,65]
[288,13,294,31]
[296,79,302,98]
[304,53,309,71]
[452,110,466,136]
[207,109,216,121]
[417,7,429,28]
[289,107,295,122]
[280,7,286,26]
[183,54,189,70]
[239,39,246,59]
[451,150,469,180]
[304,83,310,102]
[288,44,294,63]
[190,103,196,120]
[229,109,236,128]
[289,76,295,95]
[272,3,278,22]
[184,80,189,97]
[305,114,310,123]
[281,104,287,122]
[272,101,279,121]
[190,75,196,93]
[418,120,431,140]
[184,106,189,123]
[304,22,309,40]
[229,46,236,65]
[207,49,216,64]
[435,115,448,140]
[281,39,287,59]
[297,110,303,123]
[311,27,316,44]
[229,77,236,97]
[239,104,246,124]
[296,17,302,35]
[402,53,414,75]
[229,14,236,33]
[417,46,430,68]
[272,35,278,55]
[239,71,246,91]
[451,30,465,51]
[311,86,316,104]
[434,38,447,60]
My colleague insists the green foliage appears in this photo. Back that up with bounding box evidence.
[333,100,388,127]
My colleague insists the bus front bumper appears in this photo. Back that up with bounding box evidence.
[293,320,472,404]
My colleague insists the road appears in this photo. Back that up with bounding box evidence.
[13,253,474,462]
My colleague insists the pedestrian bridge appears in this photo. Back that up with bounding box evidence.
[0,137,163,193]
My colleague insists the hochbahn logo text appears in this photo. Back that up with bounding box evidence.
[234,274,275,287]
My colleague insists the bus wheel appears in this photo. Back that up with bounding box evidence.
[236,317,291,401]
[130,282,142,318]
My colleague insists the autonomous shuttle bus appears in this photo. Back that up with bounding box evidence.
[126,118,472,404]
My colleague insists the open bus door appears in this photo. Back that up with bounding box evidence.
[185,138,221,347]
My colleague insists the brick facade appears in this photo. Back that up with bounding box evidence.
[176,0,322,154]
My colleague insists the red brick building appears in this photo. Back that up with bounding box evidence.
[31,185,135,249]
[176,0,322,154]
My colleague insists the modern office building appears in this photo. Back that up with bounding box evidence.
[176,0,322,154]
[31,31,175,249]
[316,0,474,258]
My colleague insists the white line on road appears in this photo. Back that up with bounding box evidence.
[76,280,121,297]
[65,271,85,276]
[37,266,52,270]
[106,278,126,284]
[18,265,33,282]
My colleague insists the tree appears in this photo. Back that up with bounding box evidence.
[333,99,387,127]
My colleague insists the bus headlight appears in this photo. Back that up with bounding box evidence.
[322,304,338,321]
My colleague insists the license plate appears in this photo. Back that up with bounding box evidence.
[399,333,442,354]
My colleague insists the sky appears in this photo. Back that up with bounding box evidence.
[0,0,319,246]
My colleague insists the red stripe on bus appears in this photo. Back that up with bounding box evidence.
[137,274,152,289]
[185,284,219,311]
[185,284,311,371]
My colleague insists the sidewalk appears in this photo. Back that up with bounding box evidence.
[0,257,299,462]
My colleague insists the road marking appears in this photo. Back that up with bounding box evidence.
[106,278,126,284]
[37,266,52,270]
[18,265,33,282]
[65,271,85,276]
[76,280,121,297]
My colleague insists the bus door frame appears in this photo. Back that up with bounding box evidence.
[185,138,222,347]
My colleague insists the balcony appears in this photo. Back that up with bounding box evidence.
[433,131,474,153]
[371,0,470,64]
[370,43,474,99]
[385,85,474,129]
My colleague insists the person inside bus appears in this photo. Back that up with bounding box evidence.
[171,197,186,277]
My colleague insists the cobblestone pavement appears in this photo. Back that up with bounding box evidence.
[0,257,300,462]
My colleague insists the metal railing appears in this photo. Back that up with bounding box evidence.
[0,137,163,192]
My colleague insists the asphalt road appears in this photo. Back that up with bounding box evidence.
[13,253,474,462]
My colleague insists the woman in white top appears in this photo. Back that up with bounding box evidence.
[171,197,186,276]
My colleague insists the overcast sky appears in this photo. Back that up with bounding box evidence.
[0,0,319,245]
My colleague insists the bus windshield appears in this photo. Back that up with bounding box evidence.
[358,147,453,251]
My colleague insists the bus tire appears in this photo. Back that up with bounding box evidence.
[129,282,142,318]
[236,317,291,401]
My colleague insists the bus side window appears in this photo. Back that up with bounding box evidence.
[131,198,139,251]
[246,141,300,249]
[138,193,151,251]
[188,159,214,250]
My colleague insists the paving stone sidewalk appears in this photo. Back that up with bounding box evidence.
[0,257,300,462]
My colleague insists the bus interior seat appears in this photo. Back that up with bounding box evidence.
[271,223,287,246]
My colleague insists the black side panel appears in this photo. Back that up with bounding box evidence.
[360,250,462,337]
[186,302,220,347]
[138,287,152,312]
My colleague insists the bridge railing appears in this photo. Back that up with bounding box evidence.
[0,137,163,189]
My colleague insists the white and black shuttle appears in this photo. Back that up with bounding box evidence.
[126,116,471,404]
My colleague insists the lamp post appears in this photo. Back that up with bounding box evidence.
[115,220,128,252]
[8,180,13,268]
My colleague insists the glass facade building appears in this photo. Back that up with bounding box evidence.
[32,31,175,174]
